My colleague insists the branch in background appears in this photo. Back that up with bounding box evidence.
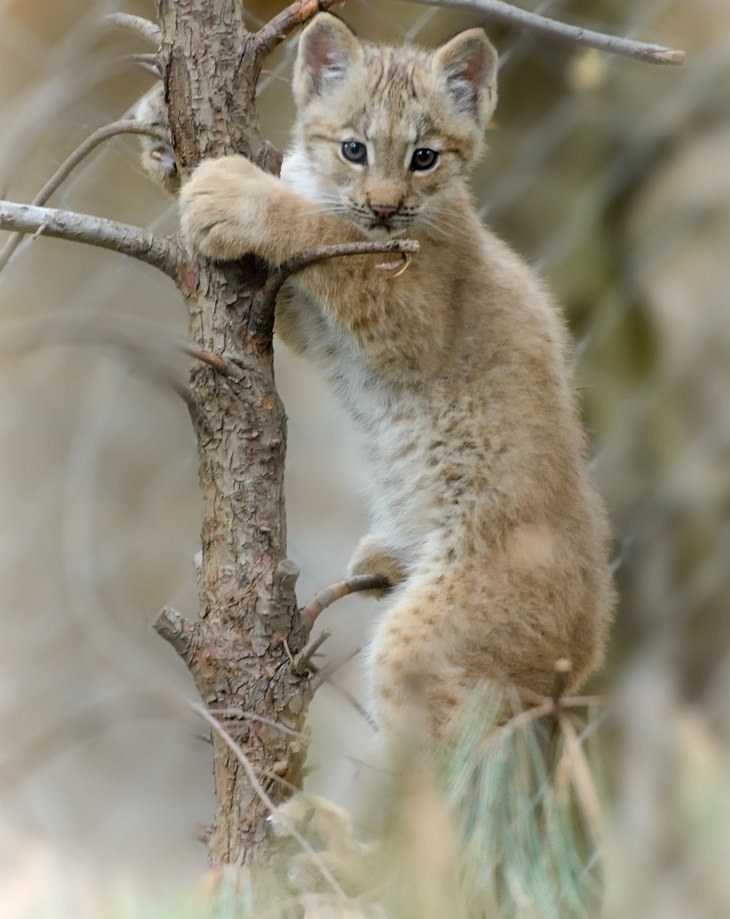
[0,121,170,273]
[557,713,604,832]
[0,200,180,277]
[1,312,197,414]
[300,574,392,631]
[0,693,185,788]
[323,674,380,733]
[310,644,362,690]
[117,52,161,77]
[101,12,161,48]
[407,0,685,64]
[256,0,685,66]
[1,311,229,378]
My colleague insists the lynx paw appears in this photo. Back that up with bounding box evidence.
[348,535,407,598]
[179,155,280,261]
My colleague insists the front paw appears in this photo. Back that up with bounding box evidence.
[348,535,407,598]
[179,155,278,261]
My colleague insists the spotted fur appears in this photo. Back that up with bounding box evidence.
[179,14,615,757]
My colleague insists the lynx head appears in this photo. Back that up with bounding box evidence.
[281,13,498,238]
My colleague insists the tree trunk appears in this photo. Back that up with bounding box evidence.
[153,0,313,866]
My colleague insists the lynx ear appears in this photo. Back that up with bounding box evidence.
[432,29,498,127]
[293,13,364,106]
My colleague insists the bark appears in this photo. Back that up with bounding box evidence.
[153,0,312,866]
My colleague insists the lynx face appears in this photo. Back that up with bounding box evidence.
[281,15,498,238]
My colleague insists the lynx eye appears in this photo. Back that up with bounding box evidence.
[410,148,439,172]
[341,140,368,165]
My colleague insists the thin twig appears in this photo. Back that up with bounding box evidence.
[293,628,331,676]
[261,239,420,304]
[253,0,684,66]
[406,0,685,65]
[1,312,234,381]
[254,0,344,59]
[326,676,379,733]
[189,700,348,901]
[210,707,313,744]
[486,700,555,751]
[1,313,197,412]
[283,239,419,281]
[557,713,605,832]
[182,347,235,376]
[310,645,362,690]
[101,12,161,48]
[0,200,180,277]
[116,52,162,76]
[0,691,184,787]
[0,121,170,273]
[301,574,392,631]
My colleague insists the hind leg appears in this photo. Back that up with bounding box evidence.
[347,535,408,599]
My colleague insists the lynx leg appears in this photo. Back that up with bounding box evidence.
[347,535,408,599]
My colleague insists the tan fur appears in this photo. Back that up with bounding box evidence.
[179,14,615,756]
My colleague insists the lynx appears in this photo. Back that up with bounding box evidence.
[178,13,614,758]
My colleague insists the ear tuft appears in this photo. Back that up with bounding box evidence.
[293,13,364,106]
[432,29,498,127]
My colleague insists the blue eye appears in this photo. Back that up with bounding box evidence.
[410,148,439,171]
[341,140,368,165]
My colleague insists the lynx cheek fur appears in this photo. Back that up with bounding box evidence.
[180,14,615,754]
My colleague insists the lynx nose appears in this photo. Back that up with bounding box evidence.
[369,202,399,221]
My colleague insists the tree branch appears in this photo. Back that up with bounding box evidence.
[406,0,685,64]
[116,52,162,77]
[0,121,170,273]
[260,238,420,307]
[0,200,180,277]
[252,0,684,66]
[101,12,162,48]
[254,0,344,59]
[1,313,198,412]
[301,574,393,631]
[1,311,236,380]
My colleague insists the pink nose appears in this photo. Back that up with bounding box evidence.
[369,203,399,221]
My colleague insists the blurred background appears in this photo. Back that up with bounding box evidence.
[0,0,728,914]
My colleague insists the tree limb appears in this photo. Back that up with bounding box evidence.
[301,574,393,631]
[260,238,420,305]
[101,12,162,48]
[254,0,344,59]
[0,200,180,277]
[116,52,162,77]
[253,0,684,66]
[406,0,685,64]
[0,121,170,273]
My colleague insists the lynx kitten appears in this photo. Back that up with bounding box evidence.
[179,13,614,755]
